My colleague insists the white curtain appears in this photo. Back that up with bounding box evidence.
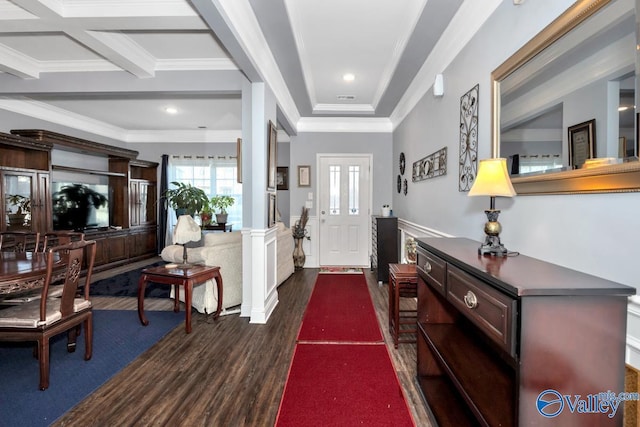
[165,155,242,244]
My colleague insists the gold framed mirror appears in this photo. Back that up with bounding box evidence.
[491,0,640,195]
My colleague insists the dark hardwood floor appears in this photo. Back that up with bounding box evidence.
[54,266,431,426]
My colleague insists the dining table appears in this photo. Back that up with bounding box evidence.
[0,251,61,301]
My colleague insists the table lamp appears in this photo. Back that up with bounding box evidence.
[468,158,516,256]
[173,215,202,268]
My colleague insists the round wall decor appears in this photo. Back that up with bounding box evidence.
[397,175,402,193]
[399,152,406,175]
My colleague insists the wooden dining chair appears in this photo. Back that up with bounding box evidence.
[0,231,40,252]
[0,239,97,390]
[40,231,85,252]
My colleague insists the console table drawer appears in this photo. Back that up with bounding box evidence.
[446,265,516,356]
[416,248,446,296]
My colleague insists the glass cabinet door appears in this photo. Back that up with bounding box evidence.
[3,172,36,231]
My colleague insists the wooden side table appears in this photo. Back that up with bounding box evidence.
[203,223,232,232]
[388,263,417,348]
[137,264,223,334]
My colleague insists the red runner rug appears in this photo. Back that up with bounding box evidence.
[275,344,414,426]
[297,273,383,343]
[275,273,415,426]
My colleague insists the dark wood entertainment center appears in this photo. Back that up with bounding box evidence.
[416,237,634,426]
[0,129,158,272]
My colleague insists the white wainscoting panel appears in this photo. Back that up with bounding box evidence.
[397,218,453,262]
[627,296,640,369]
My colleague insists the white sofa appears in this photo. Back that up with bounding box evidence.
[160,222,294,314]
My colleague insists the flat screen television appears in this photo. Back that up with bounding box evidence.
[52,182,109,231]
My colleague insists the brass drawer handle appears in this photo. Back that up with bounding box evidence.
[423,261,432,273]
[464,291,478,309]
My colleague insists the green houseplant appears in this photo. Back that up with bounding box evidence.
[163,181,209,218]
[209,195,235,224]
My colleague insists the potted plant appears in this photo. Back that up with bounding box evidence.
[52,184,108,230]
[209,195,235,224]
[7,194,30,227]
[162,181,209,218]
[199,198,213,226]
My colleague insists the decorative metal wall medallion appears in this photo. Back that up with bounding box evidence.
[397,175,402,193]
[412,147,447,182]
[399,152,406,175]
[403,178,408,195]
[459,84,479,192]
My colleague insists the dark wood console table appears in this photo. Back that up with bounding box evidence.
[416,237,634,426]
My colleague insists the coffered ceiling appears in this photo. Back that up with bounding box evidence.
[0,0,501,144]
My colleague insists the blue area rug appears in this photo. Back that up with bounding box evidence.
[90,261,170,298]
[0,309,183,426]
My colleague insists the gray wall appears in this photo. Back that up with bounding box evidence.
[277,141,291,226]
[289,132,393,221]
[393,0,640,290]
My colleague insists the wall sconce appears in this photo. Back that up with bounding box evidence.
[468,158,516,256]
[173,215,202,268]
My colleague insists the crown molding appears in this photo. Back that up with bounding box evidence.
[313,103,375,114]
[156,58,238,71]
[0,97,242,143]
[125,129,241,143]
[0,97,128,140]
[390,0,502,130]
[214,0,300,128]
[370,0,427,111]
[297,117,392,133]
[62,0,197,17]
[283,0,317,108]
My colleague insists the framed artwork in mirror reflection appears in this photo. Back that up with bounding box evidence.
[568,119,596,169]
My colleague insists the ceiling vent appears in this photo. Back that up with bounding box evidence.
[337,95,356,101]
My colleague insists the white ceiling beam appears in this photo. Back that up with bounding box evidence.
[0,44,40,78]
[68,29,156,78]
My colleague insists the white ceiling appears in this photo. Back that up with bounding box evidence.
[0,0,499,144]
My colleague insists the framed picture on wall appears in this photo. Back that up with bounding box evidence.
[277,166,289,190]
[298,165,311,187]
[268,192,277,228]
[267,121,277,190]
[568,119,596,169]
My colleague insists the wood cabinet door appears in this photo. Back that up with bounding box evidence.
[2,170,37,232]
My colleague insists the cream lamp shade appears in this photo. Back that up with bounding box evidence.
[468,158,516,197]
[173,215,202,244]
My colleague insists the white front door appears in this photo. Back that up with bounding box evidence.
[318,155,371,266]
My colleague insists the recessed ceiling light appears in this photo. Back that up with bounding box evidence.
[165,107,178,114]
[343,73,355,82]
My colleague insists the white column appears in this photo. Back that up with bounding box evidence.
[240,80,279,323]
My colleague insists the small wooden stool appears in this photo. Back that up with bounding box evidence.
[388,263,418,348]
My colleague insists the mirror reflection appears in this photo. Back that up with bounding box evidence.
[498,0,636,177]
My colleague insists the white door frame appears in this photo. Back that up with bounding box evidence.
[316,153,373,267]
